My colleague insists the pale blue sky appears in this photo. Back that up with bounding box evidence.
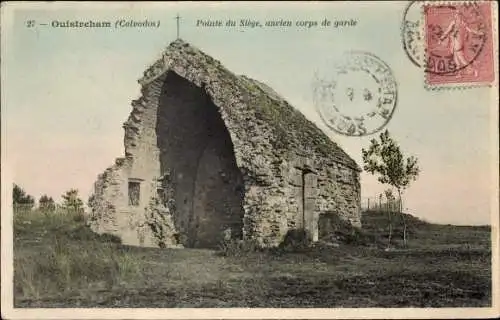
[2,2,497,225]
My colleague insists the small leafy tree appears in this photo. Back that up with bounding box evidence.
[61,189,84,214]
[39,195,56,214]
[13,184,35,211]
[384,188,396,246]
[362,130,420,246]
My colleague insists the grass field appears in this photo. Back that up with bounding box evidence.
[13,208,492,308]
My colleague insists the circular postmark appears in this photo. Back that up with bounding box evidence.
[402,1,488,75]
[401,1,425,68]
[313,51,398,137]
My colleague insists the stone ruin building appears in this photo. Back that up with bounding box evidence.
[88,39,362,249]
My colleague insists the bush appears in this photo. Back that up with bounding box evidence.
[323,227,383,247]
[98,232,122,244]
[279,228,311,252]
[218,239,260,257]
[342,228,371,245]
[63,225,121,244]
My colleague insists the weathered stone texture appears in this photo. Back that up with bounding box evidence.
[89,39,361,248]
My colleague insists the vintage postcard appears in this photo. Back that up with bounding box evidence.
[1,1,498,319]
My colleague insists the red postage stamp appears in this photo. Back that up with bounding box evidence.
[424,1,495,87]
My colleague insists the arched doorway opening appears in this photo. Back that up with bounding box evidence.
[156,71,244,248]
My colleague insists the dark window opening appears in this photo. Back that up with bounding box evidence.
[128,181,141,206]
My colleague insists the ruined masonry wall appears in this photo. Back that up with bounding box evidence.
[90,40,361,248]
[241,153,360,247]
[90,79,170,247]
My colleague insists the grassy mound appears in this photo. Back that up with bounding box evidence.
[361,210,491,248]
[14,208,137,301]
